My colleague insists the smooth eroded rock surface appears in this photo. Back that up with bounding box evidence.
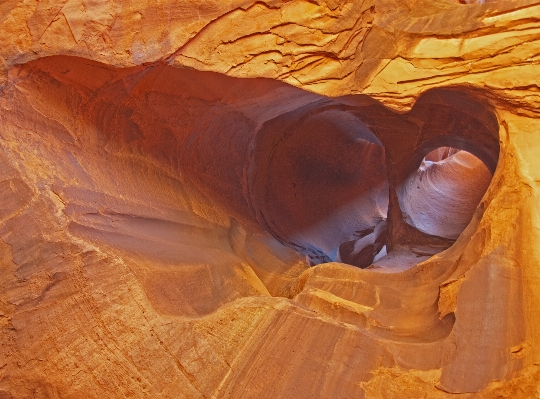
[1,1,540,398]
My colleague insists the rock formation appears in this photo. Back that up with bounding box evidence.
[1,0,540,398]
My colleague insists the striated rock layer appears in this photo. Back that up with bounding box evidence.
[1,1,540,398]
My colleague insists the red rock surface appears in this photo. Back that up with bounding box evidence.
[1,1,540,398]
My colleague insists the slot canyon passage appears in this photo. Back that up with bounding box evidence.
[1,1,540,399]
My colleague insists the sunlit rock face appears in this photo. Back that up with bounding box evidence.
[1,1,540,399]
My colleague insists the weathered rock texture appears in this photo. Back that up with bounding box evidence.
[1,0,540,398]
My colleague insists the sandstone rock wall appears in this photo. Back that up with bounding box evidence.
[1,1,540,398]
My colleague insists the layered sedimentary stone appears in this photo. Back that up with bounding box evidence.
[1,1,540,399]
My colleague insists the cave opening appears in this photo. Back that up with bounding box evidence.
[252,90,500,271]
[6,56,500,288]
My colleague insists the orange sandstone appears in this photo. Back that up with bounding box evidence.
[0,1,539,398]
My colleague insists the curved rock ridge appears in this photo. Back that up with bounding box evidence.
[0,1,540,399]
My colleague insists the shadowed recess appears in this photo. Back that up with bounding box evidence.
[8,56,500,276]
